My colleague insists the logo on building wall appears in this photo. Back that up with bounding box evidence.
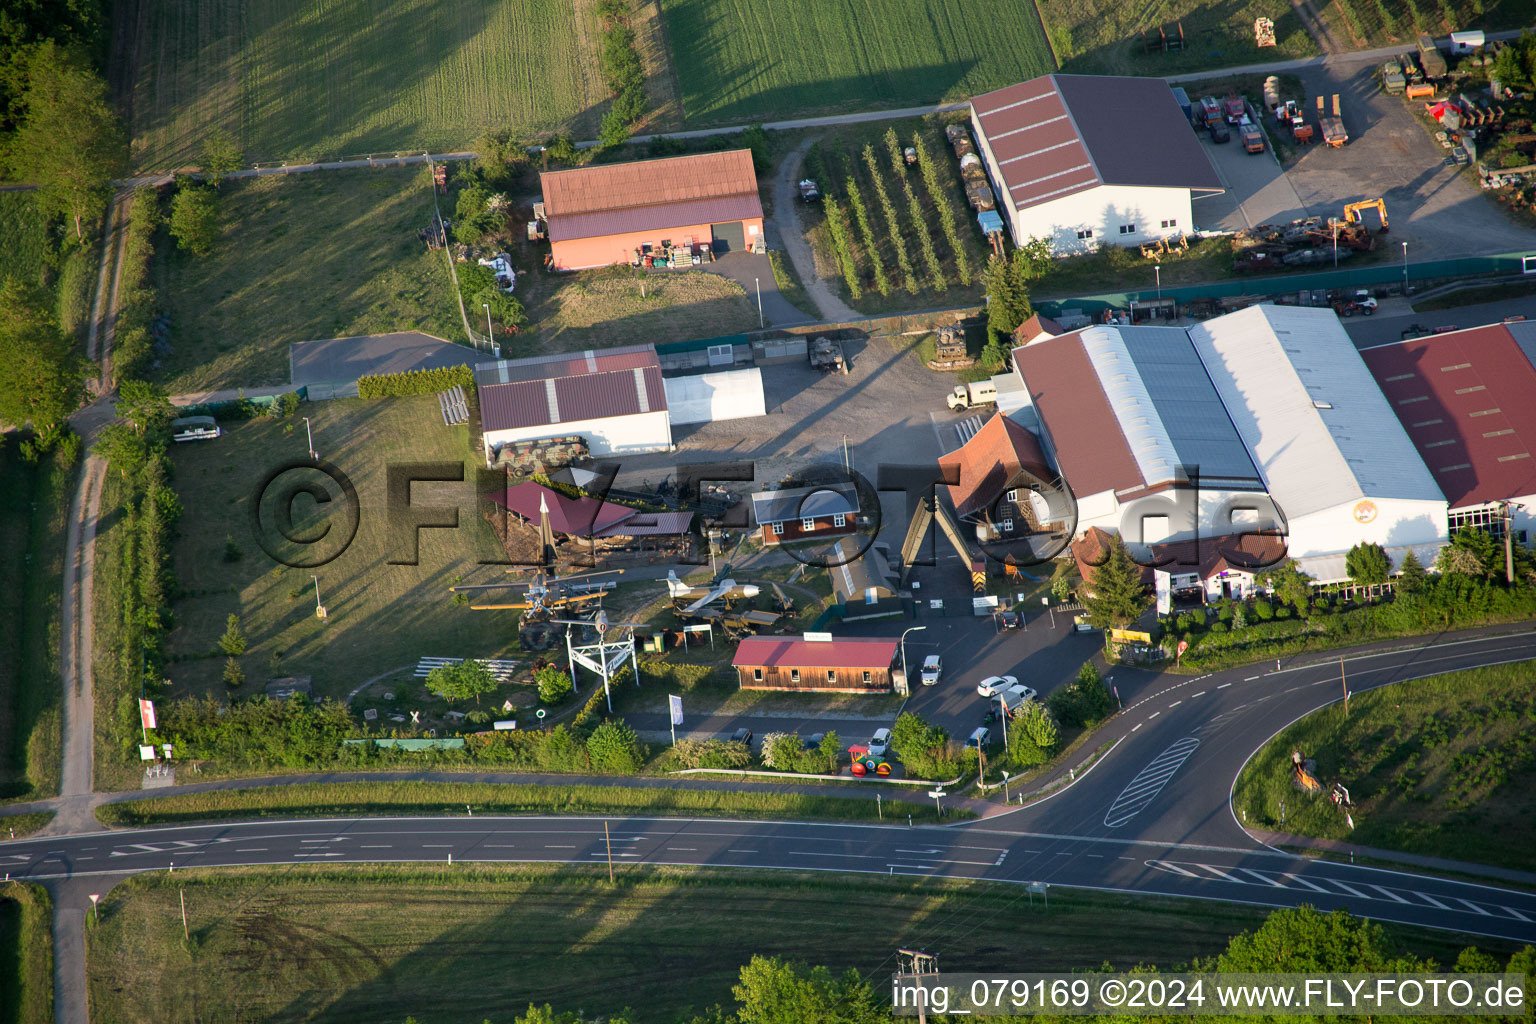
[1352,500,1379,524]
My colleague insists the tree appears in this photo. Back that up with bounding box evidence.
[200,130,242,188]
[218,614,247,656]
[8,43,127,239]
[1011,236,1055,283]
[0,279,90,429]
[535,665,572,704]
[1345,541,1390,587]
[1492,31,1536,92]
[426,659,497,705]
[452,181,500,244]
[1439,526,1500,578]
[222,656,244,689]
[169,183,219,255]
[116,379,175,436]
[742,122,770,171]
[1259,558,1314,609]
[1396,548,1427,596]
[586,719,644,773]
[732,956,883,1024]
[1217,905,1405,972]
[983,253,1032,345]
[457,263,526,329]
[1080,533,1150,630]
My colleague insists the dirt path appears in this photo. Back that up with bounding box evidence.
[84,195,129,390]
[770,139,861,324]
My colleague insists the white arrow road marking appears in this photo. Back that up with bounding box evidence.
[896,849,943,855]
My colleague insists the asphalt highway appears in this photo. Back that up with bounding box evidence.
[5,628,1533,944]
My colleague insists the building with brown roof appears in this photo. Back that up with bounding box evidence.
[476,344,672,457]
[541,150,764,271]
[733,635,900,693]
[1361,321,1536,545]
[937,413,1068,547]
[970,75,1222,254]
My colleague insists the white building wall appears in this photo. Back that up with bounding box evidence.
[484,410,672,457]
[1286,495,1449,560]
[1013,185,1195,255]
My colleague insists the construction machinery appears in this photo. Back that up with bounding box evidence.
[1140,233,1188,258]
[1406,80,1436,101]
[1380,59,1406,95]
[1331,288,1378,316]
[1276,99,1312,143]
[1342,197,1388,232]
[1254,16,1276,46]
[1317,94,1348,147]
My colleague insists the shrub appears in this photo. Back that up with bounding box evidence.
[536,666,573,704]
[222,657,244,690]
[357,364,474,399]
[1252,599,1274,621]
[1210,622,1228,633]
[761,732,802,771]
[821,198,862,300]
[667,738,752,770]
[222,535,243,563]
[1276,605,1292,619]
[1047,662,1117,728]
[218,613,247,656]
[586,719,644,774]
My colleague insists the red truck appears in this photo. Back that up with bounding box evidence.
[1223,93,1246,123]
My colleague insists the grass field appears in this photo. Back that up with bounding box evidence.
[0,442,71,803]
[1233,664,1536,870]
[156,395,517,703]
[0,880,52,1024]
[96,779,948,826]
[658,0,1056,126]
[86,867,1278,1024]
[151,167,462,392]
[0,194,49,293]
[0,192,102,345]
[119,0,612,169]
[1041,0,1315,76]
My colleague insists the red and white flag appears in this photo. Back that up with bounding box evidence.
[139,698,157,730]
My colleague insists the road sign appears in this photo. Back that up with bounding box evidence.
[536,708,546,719]
[804,631,833,642]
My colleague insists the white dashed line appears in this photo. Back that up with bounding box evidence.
[1217,683,1232,689]
[1190,691,1206,698]
[235,848,268,853]
[1131,723,1142,732]
[1169,701,1182,708]
[1148,712,1160,719]
[1245,676,1259,681]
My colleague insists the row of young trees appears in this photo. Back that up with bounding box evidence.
[594,0,649,147]
[909,130,973,286]
[883,130,944,292]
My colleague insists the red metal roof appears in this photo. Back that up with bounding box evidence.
[495,481,635,536]
[732,636,899,670]
[476,345,667,432]
[971,75,1221,213]
[1014,335,1147,499]
[541,150,762,242]
[938,413,1054,520]
[592,511,694,537]
[1360,326,1536,508]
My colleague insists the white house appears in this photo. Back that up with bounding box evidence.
[970,74,1224,254]
[476,345,673,457]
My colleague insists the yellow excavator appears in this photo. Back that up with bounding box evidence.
[1342,198,1388,232]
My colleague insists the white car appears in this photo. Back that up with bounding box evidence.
[969,726,993,749]
[867,728,891,757]
[1000,683,1038,710]
[920,655,942,686]
[976,674,1020,698]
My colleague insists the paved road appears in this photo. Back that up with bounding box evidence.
[1343,293,1536,349]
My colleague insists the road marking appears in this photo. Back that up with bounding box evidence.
[1502,907,1531,922]
[360,845,392,849]
[888,863,937,871]
[293,852,343,857]
[1086,853,1103,859]
[1104,737,1200,828]
[1197,864,1247,883]
[545,845,576,849]
[590,852,640,858]
[1217,683,1232,689]
[1148,712,1160,719]
[1239,869,1286,888]
[1245,676,1259,681]
[726,849,758,854]
[1146,859,1202,878]
[667,847,697,852]
[1168,701,1182,708]
[789,850,878,860]
[1414,891,1453,911]
[1455,898,1491,916]
[1329,880,1371,899]
[1190,691,1206,698]
[300,839,337,844]
[1279,873,1329,893]
[1131,723,1142,732]
[235,848,268,853]
[422,844,455,849]
[1369,885,1411,904]
[896,848,943,855]
[1119,856,1136,861]
[480,845,516,849]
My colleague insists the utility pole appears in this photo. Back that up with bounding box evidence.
[896,949,939,1024]
[1501,500,1518,584]
[304,416,317,460]
[1340,656,1348,716]
[179,888,189,941]
[604,821,615,885]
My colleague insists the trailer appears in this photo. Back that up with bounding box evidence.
[1317,94,1348,147]
[1170,85,1193,124]
[1417,34,1448,78]
[1381,60,1406,94]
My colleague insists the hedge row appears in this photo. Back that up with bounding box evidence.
[357,363,474,398]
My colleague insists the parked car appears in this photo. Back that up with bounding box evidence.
[1209,121,1231,143]
[1502,314,1527,323]
[1432,324,1459,334]
[920,655,942,686]
[995,610,1021,630]
[731,727,754,747]
[867,728,891,757]
[976,674,1020,697]
[1072,615,1097,633]
[1000,683,1038,709]
[968,726,993,749]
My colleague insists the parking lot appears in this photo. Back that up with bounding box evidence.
[1189,62,1534,257]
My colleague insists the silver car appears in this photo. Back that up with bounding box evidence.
[867,728,891,757]
[976,674,1020,697]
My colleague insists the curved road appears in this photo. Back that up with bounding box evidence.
[6,628,1535,950]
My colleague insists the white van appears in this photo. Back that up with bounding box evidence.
[171,416,221,443]
[969,726,992,749]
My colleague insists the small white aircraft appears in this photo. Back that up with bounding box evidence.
[665,570,761,614]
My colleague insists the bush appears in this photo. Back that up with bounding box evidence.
[218,613,247,656]
[1210,622,1228,633]
[536,666,573,704]
[1046,662,1117,728]
[1252,599,1274,621]
[222,535,243,563]
[586,719,644,774]
[667,738,752,770]
[890,712,960,780]
[357,364,474,399]
[222,657,244,689]
[1276,605,1292,619]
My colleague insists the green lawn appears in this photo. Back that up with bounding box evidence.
[658,0,1055,127]
[150,167,462,392]
[87,867,1275,1024]
[0,442,71,802]
[0,191,101,345]
[0,880,52,1024]
[157,396,518,707]
[121,0,611,169]
[1042,0,1315,76]
[1233,663,1536,871]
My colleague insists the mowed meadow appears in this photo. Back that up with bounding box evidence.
[658,0,1057,125]
[117,0,608,169]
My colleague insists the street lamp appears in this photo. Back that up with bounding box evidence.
[1401,241,1409,295]
[899,625,927,692]
[303,416,317,460]
[483,302,494,353]
[1154,263,1161,300]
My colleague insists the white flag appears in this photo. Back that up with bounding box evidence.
[668,694,684,726]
